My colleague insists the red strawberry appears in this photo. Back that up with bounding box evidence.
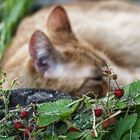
[109,116,116,124]
[113,88,124,99]
[94,108,103,117]
[68,127,78,132]
[102,120,110,128]
[13,121,22,130]
[20,110,28,119]
[102,116,116,128]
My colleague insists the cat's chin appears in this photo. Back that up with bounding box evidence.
[71,81,108,98]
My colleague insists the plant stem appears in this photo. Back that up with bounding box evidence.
[125,106,130,117]
[3,91,9,124]
[106,78,111,112]
[130,129,132,140]
[92,109,98,137]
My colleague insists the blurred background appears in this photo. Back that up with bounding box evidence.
[0,0,140,63]
[0,0,86,62]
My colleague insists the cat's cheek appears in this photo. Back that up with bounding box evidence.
[102,80,109,96]
[72,80,108,98]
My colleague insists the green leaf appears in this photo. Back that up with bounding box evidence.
[44,135,59,140]
[132,119,140,135]
[0,136,15,140]
[121,132,139,140]
[134,95,140,105]
[136,105,140,115]
[37,99,79,126]
[109,114,137,140]
[0,0,31,60]
[116,101,127,109]
[66,132,82,140]
[124,80,140,99]
[74,113,92,129]
[85,134,101,140]
[85,134,96,140]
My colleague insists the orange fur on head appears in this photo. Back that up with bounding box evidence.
[47,5,72,33]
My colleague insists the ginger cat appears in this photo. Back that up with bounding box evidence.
[2,1,140,96]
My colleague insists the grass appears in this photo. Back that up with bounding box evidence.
[0,0,31,63]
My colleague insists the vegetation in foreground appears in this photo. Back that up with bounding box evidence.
[0,67,140,140]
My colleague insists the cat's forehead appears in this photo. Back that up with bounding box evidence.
[54,42,104,66]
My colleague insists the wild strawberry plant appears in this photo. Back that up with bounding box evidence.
[0,68,140,140]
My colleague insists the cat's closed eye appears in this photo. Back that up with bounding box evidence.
[92,75,103,82]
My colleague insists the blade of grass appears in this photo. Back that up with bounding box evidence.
[0,0,31,62]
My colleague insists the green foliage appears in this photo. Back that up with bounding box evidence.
[109,114,137,140]
[1,69,140,139]
[0,0,31,61]
[37,99,79,126]
[132,119,140,135]
[124,80,140,98]
[66,132,83,140]
[74,113,92,130]
[85,134,100,140]
[114,80,140,110]
[0,137,15,140]
[121,132,139,140]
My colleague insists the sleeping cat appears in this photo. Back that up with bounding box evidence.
[2,1,140,96]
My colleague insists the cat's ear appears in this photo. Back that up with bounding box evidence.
[29,30,58,73]
[47,5,72,34]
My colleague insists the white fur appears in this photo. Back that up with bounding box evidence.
[44,63,92,79]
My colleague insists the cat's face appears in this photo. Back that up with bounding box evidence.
[29,6,108,97]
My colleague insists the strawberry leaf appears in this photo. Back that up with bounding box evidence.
[37,99,79,126]
[66,132,83,140]
[0,136,15,140]
[124,80,140,99]
[132,119,140,135]
[109,114,137,140]
[121,132,139,140]
[85,134,101,140]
